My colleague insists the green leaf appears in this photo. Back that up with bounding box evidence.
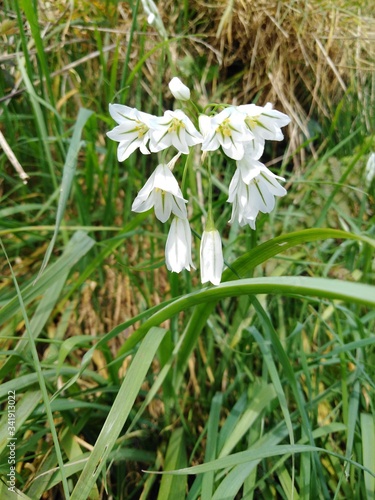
[223,228,375,280]
[157,428,187,500]
[0,482,33,500]
[56,335,99,376]
[150,444,374,477]
[116,276,375,364]
[218,384,276,458]
[361,413,375,499]
[0,230,95,328]
[201,393,223,499]
[36,107,94,278]
[70,327,168,500]
[0,391,41,456]
[0,272,69,378]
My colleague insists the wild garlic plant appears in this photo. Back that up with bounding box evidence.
[107,77,290,285]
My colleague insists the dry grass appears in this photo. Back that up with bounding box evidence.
[156,0,375,158]
[2,0,374,151]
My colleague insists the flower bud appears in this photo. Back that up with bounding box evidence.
[366,152,375,187]
[168,77,191,101]
[200,228,224,285]
[165,217,195,273]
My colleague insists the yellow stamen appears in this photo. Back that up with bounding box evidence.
[216,118,233,138]
[168,118,185,134]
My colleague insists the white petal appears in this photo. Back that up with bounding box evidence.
[199,114,212,137]
[133,169,157,202]
[365,152,375,185]
[131,191,155,213]
[154,191,173,223]
[117,138,143,161]
[171,195,188,219]
[169,78,191,101]
[222,140,244,160]
[237,156,264,184]
[108,104,135,124]
[165,217,195,272]
[153,164,186,198]
[200,229,224,285]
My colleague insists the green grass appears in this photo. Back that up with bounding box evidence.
[0,1,374,499]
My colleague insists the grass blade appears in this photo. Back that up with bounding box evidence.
[151,444,374,477]
[0,239,71,499]
[36,107,93,278]
[157,428,187,500]
[115,276,375,364]
[70,326,168,500]
[361,413,375,499]
[201,392,223,499]
[0,230,95,328]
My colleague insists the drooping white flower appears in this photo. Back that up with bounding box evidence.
[200,227,224,285]
[237,102,291,142]
[141,0,168,39]
[169,77,191,101]
[165,217,195,273]
[228,160,287,229]
[149,109,203,154]
[107,104,154,161]
[199,107,254,160]
[147,12,155,24]
[131,156,187,223]
[365,152,375,186]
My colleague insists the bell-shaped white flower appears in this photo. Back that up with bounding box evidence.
[107,104,154,161]
[199,107,254,160]
[228,159,287,229]
[169,77,191,101]
[149,109,203,154]
[147,13,155,24]
[131,156,187,223]
[200,225,224,286]
[165,217,195,273]
[228,169,259,229]
[238,102,290,142]
[365,152,375,186]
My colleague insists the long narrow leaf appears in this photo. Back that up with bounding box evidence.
[150,444,375,477]
[157,428,187,500]
[115,276,375,364]
[0,239,71,499]
[70,327,168,500]
[36,107,93,278]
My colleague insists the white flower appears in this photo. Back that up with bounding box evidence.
[149,109,203,154]
[165,217,195,273]
[141,0,168,39]
[228,159,287,229]
[199,107,254,160]
[237,102,290,142]
[200,228,224,286]
[147,12,155,24]
[228,169,259,229]
[169,77,191,101]
[107,104,154,161]
[365,152,375,186]
[131,156,187,223]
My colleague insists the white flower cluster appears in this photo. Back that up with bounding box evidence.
[107,77,290,285]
